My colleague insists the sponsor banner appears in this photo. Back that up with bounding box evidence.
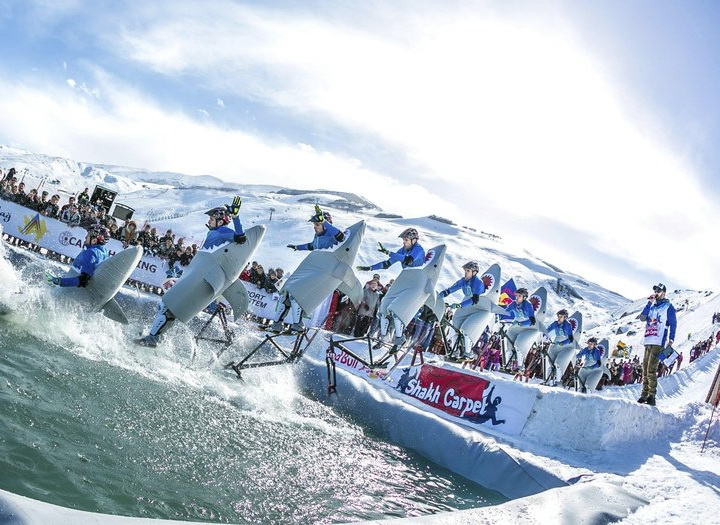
[1,198,168,287]
[390,364,536,436]
[239,280,281,321]
[327,345,371,375]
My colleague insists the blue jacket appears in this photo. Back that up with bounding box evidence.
[296,222,344,251]
[546,320,574,345]
[500,299,535,326]
[576,346,601,368]
[641,298,677,347]
[369,243,425,271]
[441,275,486,308]
[59,244,109,287]
[202,216,245,250]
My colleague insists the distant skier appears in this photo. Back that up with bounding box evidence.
[271,205,345,333]
[137,197,246,347]
[356,227,425,272]
[499,287,535,326]
[440,261,487,359]
[45,225,109,288]
[544,309,574,383]
[286,204,345,252]
[637,283,677,406]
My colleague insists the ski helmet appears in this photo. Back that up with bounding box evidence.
[206,206,230,225]
[556,309,569,317]
[516,287,528,296]
[587,337,598,344]
[87,225,108,244]
[308,211,325,223]
[398,228,419,241]
[462,261,480,273]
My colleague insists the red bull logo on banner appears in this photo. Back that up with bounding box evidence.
[17,213,48,242]
[498,278,516,306]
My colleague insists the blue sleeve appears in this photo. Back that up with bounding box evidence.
[667,305,677,342]
[471,277,485,295]
[546,321,558,335]
[217,226,237,244]
[409,244,425,267]
[295,242,312,251]
[441,279,464,297]
[73,249,98,276]
[524,301,535,318]
[232,216,244,236]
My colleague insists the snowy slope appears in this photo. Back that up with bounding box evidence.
[0,146,629,323]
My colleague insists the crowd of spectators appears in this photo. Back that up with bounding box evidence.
[1,168,201,275]
[689,332,718,363]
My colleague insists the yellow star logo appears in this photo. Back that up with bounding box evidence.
[17,213,49,242]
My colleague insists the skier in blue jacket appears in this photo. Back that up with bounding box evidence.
[202,199,246,250]
[499,287,536,326]
[441,261,487,359]
[286,205,345,252]
[138,197,246,346]
[440,261,487,309]
[45,225,109,288]
[544,308,575,383]
[637,283,677,406]
[576,337,603,393]
[356,228,425,272]
[271,205,345,334]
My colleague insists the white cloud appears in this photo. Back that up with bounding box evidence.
[66,78,76,88]
[2,1,718,297]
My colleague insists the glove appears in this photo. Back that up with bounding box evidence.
[227,195,242,217]
[529,316,536,326]
[287,244,297,251]
[45,271,60,286]
[234,233,247,244]
[356,265,371,271]
[377,242,390,255]
[440,290,449,298]
[314,204,324,222]
[450,303,461,309]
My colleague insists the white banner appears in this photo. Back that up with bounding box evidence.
[325,340,536,436]
[1,198,168,287]
[240,280,281,321]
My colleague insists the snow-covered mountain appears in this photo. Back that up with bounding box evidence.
[0,146,630,334]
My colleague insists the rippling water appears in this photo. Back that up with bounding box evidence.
[0,247,504,524]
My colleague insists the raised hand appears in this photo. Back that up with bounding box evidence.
[227,195,242,217]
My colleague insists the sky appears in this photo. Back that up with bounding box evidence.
[0,0,719,299]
